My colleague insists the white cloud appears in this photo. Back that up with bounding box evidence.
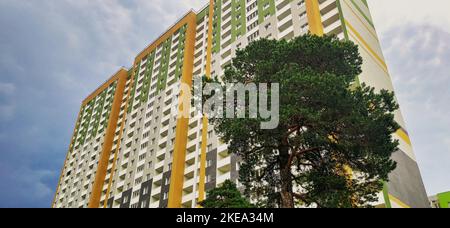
[367,0,450,196]
[369,0,450,34]
[379,24,450,195]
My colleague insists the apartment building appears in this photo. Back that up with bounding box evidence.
[53,0,429,208]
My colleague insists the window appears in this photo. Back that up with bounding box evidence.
[300,12,307,20]
[248,31,260,42]
[247,11,258,21]
[301,24,309,33]
[135,177,142,185]
[142,187,149,195]
[139,153,147,161]
[247,21,258,31]
[141,142,148,149]
[246,2,257,12]
[165,177,170,185]
[298,0,305,8]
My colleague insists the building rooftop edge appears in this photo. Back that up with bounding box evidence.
[81,2,210,106]
[81,67,128,106]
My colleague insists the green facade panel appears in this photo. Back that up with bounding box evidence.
[156,36,173,93]
[212,0,222,53]
[258,0,276,24]
[141,52,156,104]
[438,192,450,208]
[231,0,247,42]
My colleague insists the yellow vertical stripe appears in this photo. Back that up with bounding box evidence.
[167,12,197,208]
[306,0,324,36]
[88,69,128,208]
[396,129,412,146]
[389,194,411,208]
[347,31,389,76]
[198,116,209,203]
[101,70,134,208]
[342,0,378,40]
[345,20,388,71]
[198,0,215,205]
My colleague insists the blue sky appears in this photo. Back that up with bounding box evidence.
[0,0,449,207]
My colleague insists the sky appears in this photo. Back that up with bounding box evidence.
[0,0,449,208]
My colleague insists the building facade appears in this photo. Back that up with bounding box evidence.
[429,191,450,208]
[52,0,429,208]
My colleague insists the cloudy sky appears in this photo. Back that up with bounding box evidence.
[0,0,449,207]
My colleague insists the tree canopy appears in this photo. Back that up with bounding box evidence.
[200,180,254,208]
[202,34,399,208]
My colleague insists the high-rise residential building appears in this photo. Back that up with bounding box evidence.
[52,0,429,208]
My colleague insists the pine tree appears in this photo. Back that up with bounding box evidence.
[204,34,399,208]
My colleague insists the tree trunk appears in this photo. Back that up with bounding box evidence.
[279,144,294,208]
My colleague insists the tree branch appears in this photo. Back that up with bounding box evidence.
[257,161,278,181]
[292,193,323,208]
[286,147,320,171]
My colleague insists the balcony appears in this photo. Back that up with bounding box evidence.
[155,160,165,173]
[324,20,341,35]
[153,173,163,185]
[217,156,231,172]
[276,0,291,18]
[182,192,195,205]
[217,172,231,185]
